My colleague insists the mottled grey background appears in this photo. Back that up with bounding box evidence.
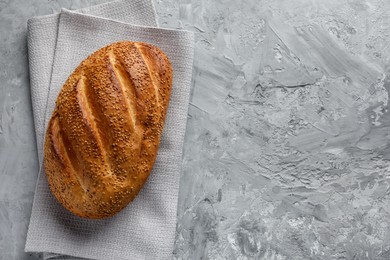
[1,0,390,259]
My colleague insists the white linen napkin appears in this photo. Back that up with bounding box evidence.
[25,1,194,259]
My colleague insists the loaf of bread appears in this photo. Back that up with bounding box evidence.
[44,41,173,219]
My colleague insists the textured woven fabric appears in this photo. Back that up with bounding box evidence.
[25,1,194,259]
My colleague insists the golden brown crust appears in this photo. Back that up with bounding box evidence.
[44,41,173,219]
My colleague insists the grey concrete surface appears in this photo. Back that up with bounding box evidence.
[2,0,390,259]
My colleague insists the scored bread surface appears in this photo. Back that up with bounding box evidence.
[44,41,173,219]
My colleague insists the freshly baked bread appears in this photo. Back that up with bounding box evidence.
[44,41,173,219]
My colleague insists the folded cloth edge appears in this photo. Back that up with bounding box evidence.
[27,0,158,26]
